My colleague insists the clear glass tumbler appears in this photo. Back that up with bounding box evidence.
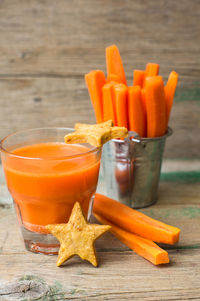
[0,128,101,254]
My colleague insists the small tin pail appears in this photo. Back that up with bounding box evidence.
[101,128,172,208]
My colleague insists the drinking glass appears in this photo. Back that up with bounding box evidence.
[0,128,101,254]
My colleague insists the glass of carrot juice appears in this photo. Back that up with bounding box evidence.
[0,128,101,254]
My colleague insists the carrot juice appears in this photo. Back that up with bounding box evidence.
[0,128,101,239]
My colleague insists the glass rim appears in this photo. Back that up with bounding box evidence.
[0,127,101,160]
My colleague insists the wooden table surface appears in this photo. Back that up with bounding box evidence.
[0,160,200,300]
[0,0,199,159]
[0,0,200,300]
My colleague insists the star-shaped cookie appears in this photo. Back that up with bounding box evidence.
[64,120,128,147]
[46,202,111,267]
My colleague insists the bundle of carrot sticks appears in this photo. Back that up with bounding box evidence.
[85,45,178,138]
[94,194,181,265]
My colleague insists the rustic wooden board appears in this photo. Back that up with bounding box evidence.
[0,249,200,300]
[0,0,199,85]
[0,0,199,159]
[0,0,200,299]
[0,77,199,159]
[0,179,200,300]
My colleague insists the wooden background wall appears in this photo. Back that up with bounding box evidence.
[0,0,199,158]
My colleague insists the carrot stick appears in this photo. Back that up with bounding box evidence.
[141,88,146,114]
[145,63,160,77]
[128,86,146,137]
[102,82,117,125]
[145,76,166,137]
[94,193,180,245]
[107,74,122,84]
[165,71,179,126]
[141,89,147,138]
[113,83,128,128]
[106,45,127,85]
[85,70,106,123]
[133,70,145,87]
[95,213,170,265]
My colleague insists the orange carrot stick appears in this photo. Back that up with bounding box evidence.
[102,82,117,124]
[145,63,160,77]
[107,74,122,84]
[94,193,180,245]
[95,213,170,265]
[106,45,127,85]
[141,88,146,115]
[133,70,145,87]
[113,83,128,128]
[85,70,106,123]
[145,76,166,137]
[128,86,146,137]
[165,71,179,126]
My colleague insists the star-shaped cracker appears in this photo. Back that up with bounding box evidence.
[46,202,111,267]
[64,120,128,147]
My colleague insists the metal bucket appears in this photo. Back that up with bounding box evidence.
[101,128,172,208]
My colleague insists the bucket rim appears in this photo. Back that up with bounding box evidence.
[109,127,172,144]
[130,127,173,143]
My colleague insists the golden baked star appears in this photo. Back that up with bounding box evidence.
[64,120,128,147]
[46,202,111,267]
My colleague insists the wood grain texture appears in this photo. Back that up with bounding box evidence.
[0,0,199,159]
[0,179,200,300]
[0,77,199,158]
[1,250,200,300]
[0,1,200,297]
[0,0,199,85]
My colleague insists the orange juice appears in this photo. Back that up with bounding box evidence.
[2,142,100,233]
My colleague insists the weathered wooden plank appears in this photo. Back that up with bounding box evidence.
[0,77,95,135]
[1,179,200,253]
[1,182,200,251]
[162,159,200,173]
[0,173,200,300]
[0,0,199,88]
[0,1,199,299]
[0,0,199,160]
[164,100,200,159]
[0,249,200,300]
[0,207,200,300]
[0,77,199,159]
[0,276,65,301]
